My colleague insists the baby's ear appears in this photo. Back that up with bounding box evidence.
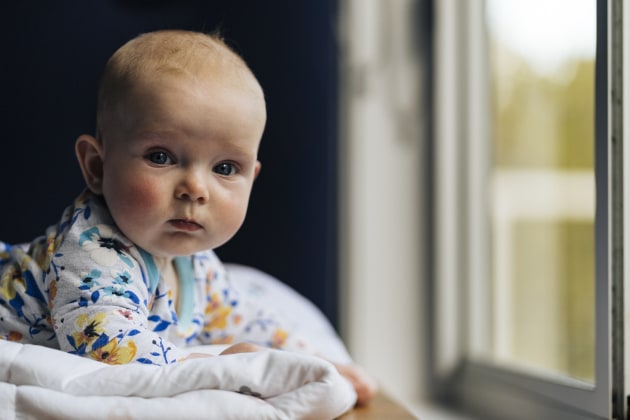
[75,134,105,194]
[254,160,262,180]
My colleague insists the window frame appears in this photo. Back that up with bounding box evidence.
[430,0,620,418]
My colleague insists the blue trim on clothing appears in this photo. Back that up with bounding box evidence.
[137,250,194,329]
[174,256,195,330]
[137,248,160,295]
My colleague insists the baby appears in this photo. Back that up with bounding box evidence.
[0,29,376,405]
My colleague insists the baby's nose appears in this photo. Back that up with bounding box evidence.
[175,172,209,203]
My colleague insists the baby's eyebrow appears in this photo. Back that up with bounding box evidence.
[126,132,184,151]
[133,130,180,143]
[219,144,257,160]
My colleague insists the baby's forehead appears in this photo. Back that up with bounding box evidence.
[121,31,252,81]
[123,34,260,100]
[97,30,265,137]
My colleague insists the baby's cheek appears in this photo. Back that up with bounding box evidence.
[118,178,163,214]
[221,195,249,231]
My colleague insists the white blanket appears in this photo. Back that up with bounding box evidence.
[0,263,357,419]
[0,340,356,419]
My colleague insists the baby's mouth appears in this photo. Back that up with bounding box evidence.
[169,219,203,232]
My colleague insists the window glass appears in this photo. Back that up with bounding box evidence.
[486,0,596,382]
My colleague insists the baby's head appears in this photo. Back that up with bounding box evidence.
[95,30,266,144]
[76,30,266,258]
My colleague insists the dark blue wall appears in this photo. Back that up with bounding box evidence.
[1,1,339,326]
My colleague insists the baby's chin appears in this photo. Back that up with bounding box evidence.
[140,240,219,259]
[130,230,237,258]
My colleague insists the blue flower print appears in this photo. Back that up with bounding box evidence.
[79,269,102,290]
[136,337,177,365]
[79,225,134,268]
[148,314,172,332]
[113,271,133,287]
[100,286,140,305]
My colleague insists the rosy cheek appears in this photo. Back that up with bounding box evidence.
[116,177,163,214]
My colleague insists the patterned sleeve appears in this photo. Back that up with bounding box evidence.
[194,252,313,354]
[47,200,188,366]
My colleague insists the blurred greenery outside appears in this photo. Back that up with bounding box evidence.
[489,34,595,382]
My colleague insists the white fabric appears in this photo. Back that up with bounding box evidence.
[0,264,357,419]
[0,340,356,419]
[224,264,353,364]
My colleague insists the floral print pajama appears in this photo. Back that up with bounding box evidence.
[0,190,307,365]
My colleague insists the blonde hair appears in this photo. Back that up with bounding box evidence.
[96,29,262,139]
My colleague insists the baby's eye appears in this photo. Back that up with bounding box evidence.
[213,162,237,176]
[146,151,174,166]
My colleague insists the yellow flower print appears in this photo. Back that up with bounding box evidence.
[34,232,61,269]
[0,266,20,301]
[205,292,220,312]
[48,280,57,308]
[7,331,23,342]
[0,276,15,302]
[89,339,137,365]
[72,313,107,349]
[204,304,232,331]
[210,335,234,345]
[271,329,288,349]
[204,292,232,329]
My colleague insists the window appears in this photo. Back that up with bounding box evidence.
[431,0,625,418]
[486,0,596,384]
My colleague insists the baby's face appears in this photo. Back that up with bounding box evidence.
[98,74,265,258]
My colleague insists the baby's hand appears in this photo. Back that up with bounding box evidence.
[219,342,266,355]
[184,352,213,360]
[184,342,265,360]
[333,362,379,406]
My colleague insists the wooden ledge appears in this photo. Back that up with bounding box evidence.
[338,392,418,419]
